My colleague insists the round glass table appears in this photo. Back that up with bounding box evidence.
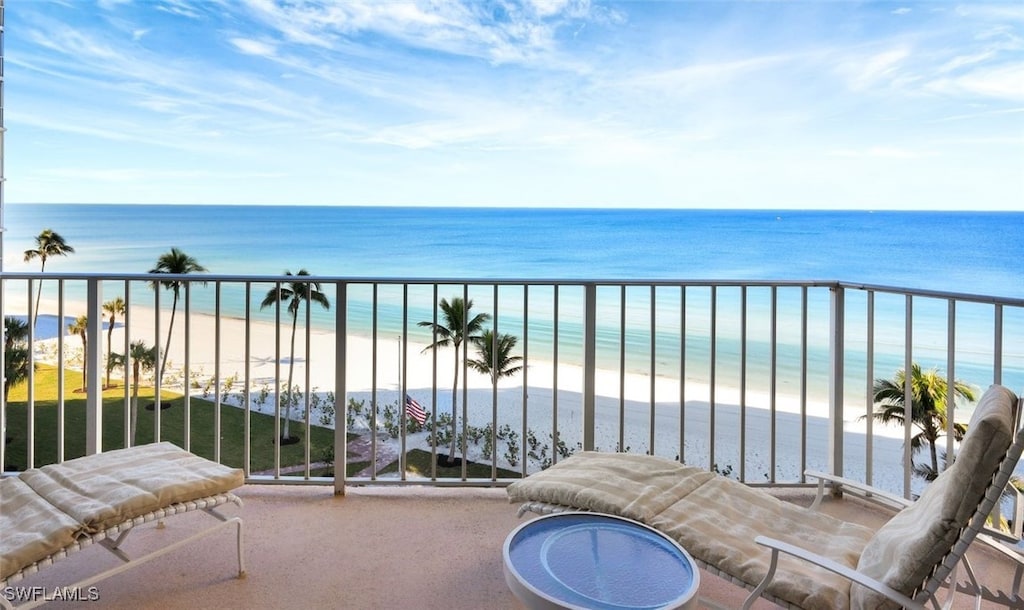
[503,512,700,610]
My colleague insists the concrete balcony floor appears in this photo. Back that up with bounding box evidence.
[16,484,1023,609]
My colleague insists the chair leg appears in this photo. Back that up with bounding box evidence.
[743,549,780,609]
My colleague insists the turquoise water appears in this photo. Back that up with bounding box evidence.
[4,204,1023,400]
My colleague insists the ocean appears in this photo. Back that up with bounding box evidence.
[3,204,1023,402]
[4,205,1022,293]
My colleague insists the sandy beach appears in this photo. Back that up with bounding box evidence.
[27,298,919,492]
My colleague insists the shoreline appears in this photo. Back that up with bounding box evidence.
[16,298,985,494]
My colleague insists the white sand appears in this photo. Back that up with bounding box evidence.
[31,299,919,493]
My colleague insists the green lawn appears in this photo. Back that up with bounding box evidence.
[4,366,520,480]
[4,365,338,473]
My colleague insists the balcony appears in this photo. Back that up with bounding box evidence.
[3,485,1023,609]
[1,272,1023,607]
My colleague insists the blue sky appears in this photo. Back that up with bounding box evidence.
[5,1,1023,209]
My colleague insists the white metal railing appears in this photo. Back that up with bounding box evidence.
[0,272,1021,499]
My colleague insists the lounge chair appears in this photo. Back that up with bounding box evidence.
[1,442,245,609]
[507,384,1023,610]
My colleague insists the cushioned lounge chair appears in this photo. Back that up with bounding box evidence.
[508,384,1023,610]
[1,442,245,609]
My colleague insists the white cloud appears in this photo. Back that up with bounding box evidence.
[231,37,277,57]
[838,48,911,91]
[929,62,1024,101]
[827,147,931,159]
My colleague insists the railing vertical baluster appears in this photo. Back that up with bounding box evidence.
[243,282,252,478]
[946,299,956,462]
[769,285,777,484]
[399,283,408,481]
[461,283,469,480]
[829,285,845,481]
[183,282,191,451]
[649,285,656,454]
[429,282,438,481]
[552,285,560,464]
[799,286,808,481]
[491,283,499,480]
[370,283,379,480]
[86,278,103,455]
[57,280,65,462]
[583,283,596,453]
[619,285,626,452]
[121,281,131,449]
[739,286,747,482]
[303,279,312,479]
[521,284,529,476]
[865,291,874,486]
[334,281,348,496]
[994,304,1004,386]
[214,281,221,463]
[26,279,35,468]
[709,286,717,471]
[273,280,282,478]
[903,294,914,498]
[679,285,686,463]
[153,283,161,444]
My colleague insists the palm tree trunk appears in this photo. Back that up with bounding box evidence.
[80,331,87,391]
[284,310,298,440]
[448,343,460,464]
[160,293,179,384]
[105,314,115,388]
[32,260,46,331]
[131,362,140,445]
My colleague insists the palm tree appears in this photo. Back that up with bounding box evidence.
[23,229,75,330]
[259,270,330,442]
[112,340,158,445]
[418,297,490,464]
[866,363,975,480]
[4,317,32,400]
[68,315,88,392]
[149,248,207,384]
[468,329,524,385]
[103,297,126,388]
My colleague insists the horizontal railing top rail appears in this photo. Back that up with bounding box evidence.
[1,271,1021,306]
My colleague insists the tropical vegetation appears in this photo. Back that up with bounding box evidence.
[149,248,207,384]
[468,329,524,385]
[3,316,32,400]
[23,228,75,330]
[867,363,975,480]
[418,297,490,465]
[110,340,158,445]
[260,270,330,442]
[67,315,88,392]
[103,297,126,388]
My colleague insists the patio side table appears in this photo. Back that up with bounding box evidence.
[503,512,699,610]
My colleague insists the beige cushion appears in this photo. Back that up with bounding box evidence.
[18,442,244,534]
[506,451,713,523]
[652,476,874,610]
[0,477,84,581]
[852,384,1016,609]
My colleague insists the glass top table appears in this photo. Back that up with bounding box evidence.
[503,512,699,610]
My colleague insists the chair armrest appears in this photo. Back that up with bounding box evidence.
[747,535,924,610]
[805,469,912,512]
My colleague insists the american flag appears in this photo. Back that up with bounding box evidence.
[405,394,427,425]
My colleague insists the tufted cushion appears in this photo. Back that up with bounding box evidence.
[851,385,1015,609]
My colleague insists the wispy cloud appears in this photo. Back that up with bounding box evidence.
[6,0,1022,209]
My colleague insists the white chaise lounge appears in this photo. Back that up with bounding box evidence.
[508,384,1023,610]
[0,442,245,609]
